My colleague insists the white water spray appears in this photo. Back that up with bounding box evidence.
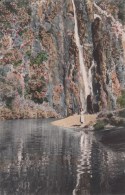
[72,0,90,109]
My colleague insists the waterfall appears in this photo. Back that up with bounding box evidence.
[72,0,90,109]
[88,60,95,95]
[122,30,125,60]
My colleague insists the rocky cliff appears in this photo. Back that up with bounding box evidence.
[0,0,125,118]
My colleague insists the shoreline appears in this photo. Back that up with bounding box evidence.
[51,114,97,128]
[1,108,125,131]
[0,106,60,121]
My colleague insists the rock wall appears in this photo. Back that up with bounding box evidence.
[0,0,125,117]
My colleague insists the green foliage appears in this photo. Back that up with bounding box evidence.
[0,32,4,39]
[0,81,15,109]
[117,90,125,108]
[17,0,29,8]
[17,86,22,96]
[118,109,125,118]
[118,1,125,24]
[0,68,6,77]
[14,60,22,67]
[4,2,17,14]
[44,97,48,102]
[33,97,43,104]
[1,21,11,28]
[24,74,29,83]
[94,120,106,130]
[30,52,48,66]
[18,28,28,36]
[26,50,31,58]
[27,75,47,104]
[27,7,32,16]
[18,31,23,36]
[5,96,14,109]
[33,96,48,104]
[0,77,5,83]
[5,53,12,57]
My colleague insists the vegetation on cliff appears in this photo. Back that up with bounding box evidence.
[0,0,125,119]
[117,90,125,108]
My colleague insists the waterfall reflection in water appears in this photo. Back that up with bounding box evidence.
[73,132,92,195]
[0,120,125,194]
[73,130,125,195]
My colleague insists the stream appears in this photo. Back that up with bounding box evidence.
[0,119,125,195]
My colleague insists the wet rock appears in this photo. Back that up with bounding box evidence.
[110,116,125,126]
[97,111,114,119]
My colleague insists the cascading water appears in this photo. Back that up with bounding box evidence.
[88,60,95,96]
[122,31,125,60]
[72,0,90,110]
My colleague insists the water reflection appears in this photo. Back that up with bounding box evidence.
[0,120,125,195]
[73,131,125,195]
[0,119,80,195]
[73,132,92,195]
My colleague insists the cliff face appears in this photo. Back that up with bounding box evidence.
[0,0,125,117]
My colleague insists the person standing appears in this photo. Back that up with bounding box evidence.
[80,109,85,124]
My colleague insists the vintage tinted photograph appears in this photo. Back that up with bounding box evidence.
[0,0,125,194]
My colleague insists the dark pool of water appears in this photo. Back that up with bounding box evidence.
[0,119,125,195]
